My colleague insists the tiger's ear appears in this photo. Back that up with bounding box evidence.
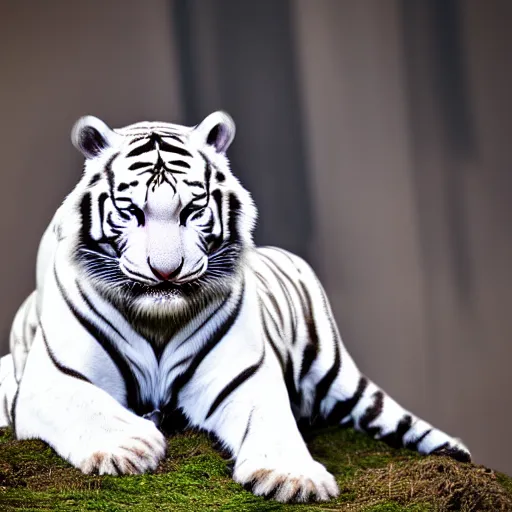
[71,116,118,159]
[192,111,236,153]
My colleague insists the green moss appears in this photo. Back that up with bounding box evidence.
[0,427,511,511]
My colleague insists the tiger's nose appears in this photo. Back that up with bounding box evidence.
[147,257,184,281]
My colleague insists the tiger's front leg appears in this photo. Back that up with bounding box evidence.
[14,329,166,475]
[179,339,338,503]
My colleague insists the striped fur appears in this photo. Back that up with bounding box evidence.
[0,112,470,502]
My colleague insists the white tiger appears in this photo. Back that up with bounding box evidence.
[0,112,470,502]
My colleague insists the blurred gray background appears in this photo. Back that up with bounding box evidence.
[1,0,511,474]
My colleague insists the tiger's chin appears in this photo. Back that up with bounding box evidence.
[129,288,190,316]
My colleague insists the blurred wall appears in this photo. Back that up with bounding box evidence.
[293,0,512,474]
[173,0,313,257]
[0,0,181,344]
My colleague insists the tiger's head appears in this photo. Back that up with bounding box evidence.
[70,112,256,322]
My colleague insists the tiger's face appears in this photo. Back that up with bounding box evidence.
[70,112,256,319]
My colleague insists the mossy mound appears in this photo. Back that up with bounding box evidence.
[0,426,511,511]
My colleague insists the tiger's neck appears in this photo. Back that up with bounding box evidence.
[128,314,189,348]
[121,302,208,348]
[113,273,244,351]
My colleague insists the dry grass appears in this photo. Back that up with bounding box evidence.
[343,456,512,511]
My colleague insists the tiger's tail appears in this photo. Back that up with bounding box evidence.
[321,367,471,462]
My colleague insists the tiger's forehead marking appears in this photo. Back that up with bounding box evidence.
[114,123,197,162]
[108,129,208,201]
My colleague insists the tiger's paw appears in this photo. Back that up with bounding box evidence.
[233,457,339,502]
[77,414,166,475]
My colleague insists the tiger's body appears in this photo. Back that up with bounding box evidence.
[0,112,470,502]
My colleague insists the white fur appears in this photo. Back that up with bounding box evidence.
[0,113,469,503]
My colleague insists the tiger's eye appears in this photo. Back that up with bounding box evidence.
[128,205,146,226]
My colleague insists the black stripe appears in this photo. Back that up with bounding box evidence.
[22,314,31,357]
[169,160,190,168]
[129,161,153,170]
[269,266,297,343]
[158,139,192,157]
[258,253,301,343]
[359,390,385,437]
[180,201,205,226]
[74,282,125,341]
[79,192,94,246]
[40,320,91,383]
[88,173,101,186]
[183,180,204,188]
[124,266,153,282]
[261,304,285,373]
[166,283,244,412]
[10,386,19,435]
[75,281,147,379]
[267,291,285,331]
[317,281,341,357]
[178,265,204,281]
[259,252,306,304]
[209,189,224,253]
[227,193,242,244]
[167,355,193,374]
[312,333,341,417]
[97,192,108,233]
[204,160,212,200]
[405,428,432,451]
[284,358,300,406]
[299,342,318,381]
[380,414,413,449]
[327,376,368,424]
[239,407,255,450]
[259,293,281,339]
[104,153,119,190]
[104,153,130,221]
[191,192,207,202]
[175,294,232,351]
[430,443,471,462]
[255,271,285,331]
[206,351,265,419]
[54,266,143,413]
[127,140,155,158]
[78,192,116,257]
[298,281,320,379]
[129,204,145,227]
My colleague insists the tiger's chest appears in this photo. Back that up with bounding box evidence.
[114,338,191,417]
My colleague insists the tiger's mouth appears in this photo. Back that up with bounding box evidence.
[133,280,184,297]
[124,277,203,302]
